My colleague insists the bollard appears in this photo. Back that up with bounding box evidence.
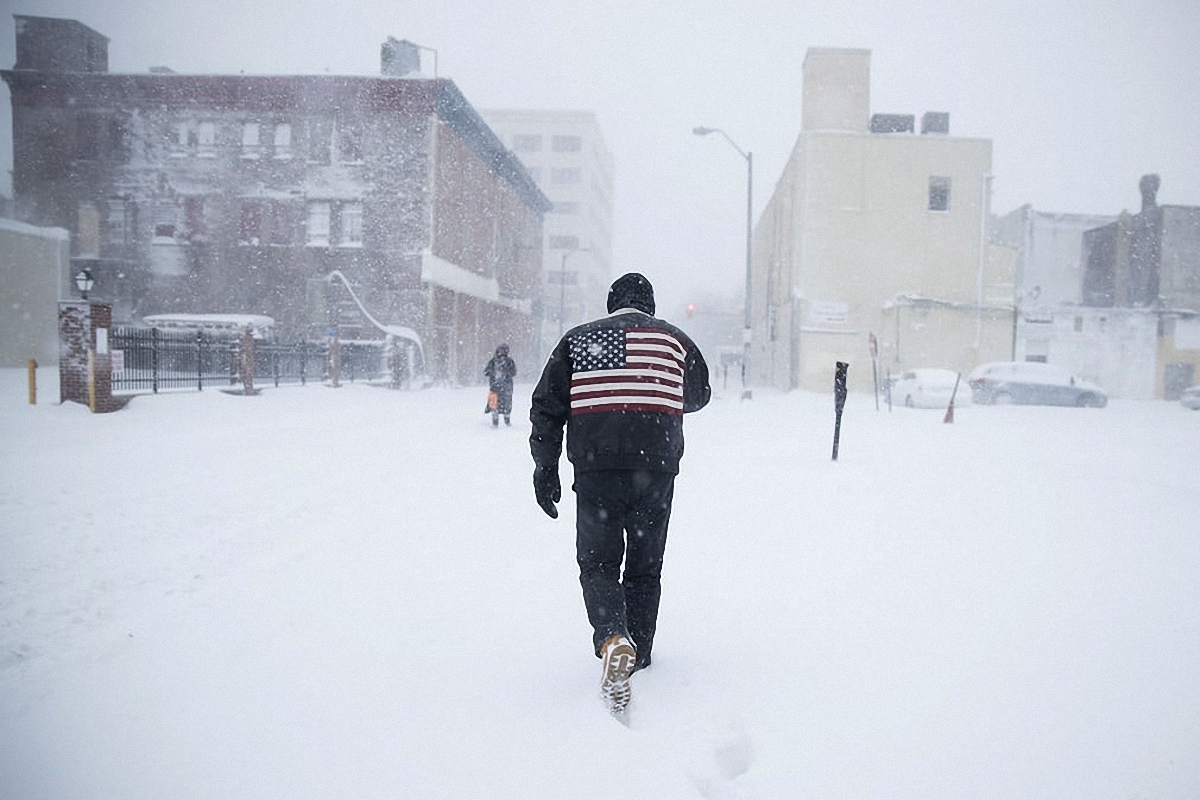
[27,359,37,405]
[87,350,96,413]
[832,361,849,461]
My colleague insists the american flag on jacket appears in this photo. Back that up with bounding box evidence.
[568,326,687,415]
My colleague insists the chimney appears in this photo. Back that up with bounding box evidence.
[381,37,421,77]
[14,15,109,73]
[802,48,871,133]
[1139,174,1160,212]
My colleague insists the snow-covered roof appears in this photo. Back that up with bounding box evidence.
[0,217,70,240]
[142,313,275,332]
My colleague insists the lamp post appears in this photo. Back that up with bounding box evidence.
[558,247,591,338]
[694,125,753,399]
[74,268,95,301]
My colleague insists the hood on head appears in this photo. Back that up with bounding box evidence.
[606,272,655,315]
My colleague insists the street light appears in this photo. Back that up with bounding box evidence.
[694,125,753,399]
[74,268,95,301]
[558,247,591,338]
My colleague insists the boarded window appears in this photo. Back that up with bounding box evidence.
[928,176,951,212]
[76,115,100,160]
[551,135,582,152]
[513,134,542,152]
[548,235,579,250]
[307,119,332,163]
[551,167,581,184]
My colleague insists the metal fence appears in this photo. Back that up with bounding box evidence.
[110,327,387,393]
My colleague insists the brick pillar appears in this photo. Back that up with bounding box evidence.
[58,302,122,412]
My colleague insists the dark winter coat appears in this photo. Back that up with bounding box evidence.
[530,309,710,475]
[485,354,517,393]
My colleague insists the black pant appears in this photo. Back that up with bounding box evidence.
[491,385,513,415]
[573,469,675,668]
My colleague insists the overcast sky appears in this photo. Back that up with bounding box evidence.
[2,0,1197,313]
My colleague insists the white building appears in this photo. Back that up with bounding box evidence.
[0,217,71,366]
[991,205,1117,365]
[480,109,614,358]
[753,48,1014,392]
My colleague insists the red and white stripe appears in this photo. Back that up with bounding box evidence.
[571,329,687,415]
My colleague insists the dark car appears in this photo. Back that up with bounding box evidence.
[968,362,1107,408]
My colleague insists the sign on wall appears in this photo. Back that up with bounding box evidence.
[810,301,849,326]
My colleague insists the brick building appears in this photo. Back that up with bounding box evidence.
[2,17,550,383]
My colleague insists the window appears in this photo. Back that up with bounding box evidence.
[339,202,363,246]
[183,197,205,243]
[550,201,579,214]
[552,135,582,152]
[273,123,292,160]
[338,125,362,163]
[307,118,332,164]
[75,115,100,161]
[512,134,542,152]
[240,202,263,245]
[153,202,179,241]
[241,123,260,159]
[549,235,580,250]
[306,201,331,246]
[928,176,951,212]
[77,203,101,257]
[197,121,216,157]
[551,167,581,184]
[105,200,129,248]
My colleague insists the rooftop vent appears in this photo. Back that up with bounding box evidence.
[869,114,914,134]
[921,112,950,134]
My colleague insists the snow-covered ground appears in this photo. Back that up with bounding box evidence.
[2,367,1198,799]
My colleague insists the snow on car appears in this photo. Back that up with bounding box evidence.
[967,361,1107,407]
[888,367,968,408]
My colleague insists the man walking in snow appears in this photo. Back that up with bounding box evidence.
[529,272,711,713]
[484,343,517,427]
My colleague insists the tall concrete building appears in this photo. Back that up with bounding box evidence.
[753,48,1014,391]
[2,16,550,384]
[480,109,614,358]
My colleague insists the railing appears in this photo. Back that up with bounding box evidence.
[110,327,388,393]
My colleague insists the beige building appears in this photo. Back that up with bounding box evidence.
[0,217,71,366]
[480,109,614,359]
[754,48,1014,391]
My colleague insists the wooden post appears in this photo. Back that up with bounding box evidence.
[87,350,96,413]
[27,359,37,405]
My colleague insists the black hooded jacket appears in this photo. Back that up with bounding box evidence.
[530,276,710,474]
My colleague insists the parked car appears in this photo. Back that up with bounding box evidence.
[968,362,1107,407]
[1180,385,1200,410]
[889,368,969,408]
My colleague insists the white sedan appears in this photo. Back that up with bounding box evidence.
[889,368,969,409]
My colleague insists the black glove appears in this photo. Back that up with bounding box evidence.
[533,465,561,519]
